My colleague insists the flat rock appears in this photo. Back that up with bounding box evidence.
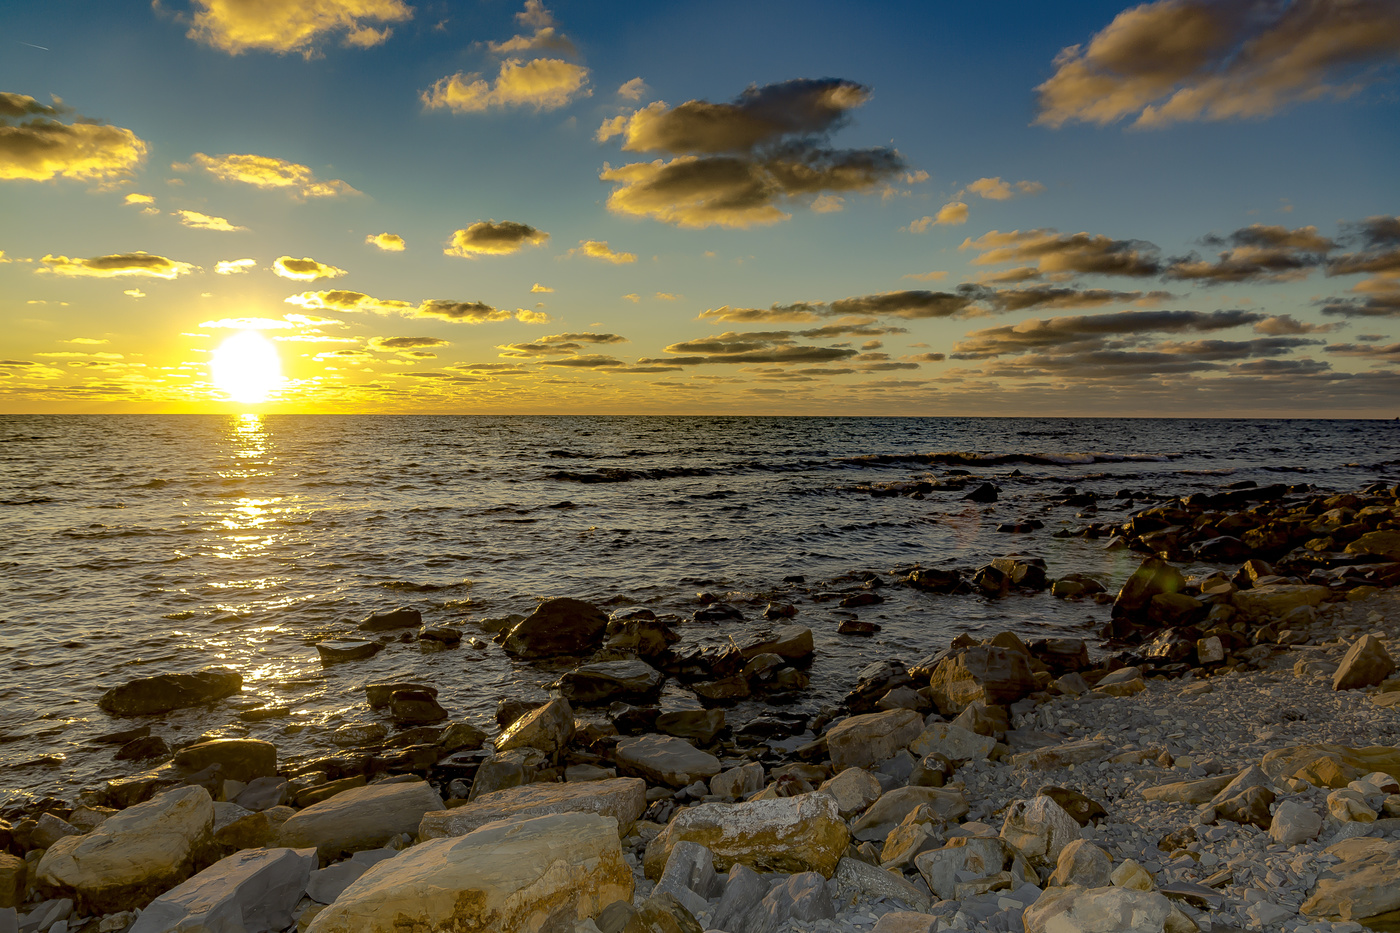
[831,857,931,913]
[314,640,383,664]
[303,813,631,933]
[815,767,884,818]
[614,735,721,788]
[557,660,663,705]
[1345,530,1400,561]
[1301,839,1400,921]
[278,779,445,859]
[418,778,646,839]
[97,668,242,716]
[1141,774,1235,805]
[851,786,970,842]
[127,846,315,933]
[1012,739,1113,771]
[173,739,277,784]
[1232,584,1330,622]
[826,709,924,772]
[364,683,437,708]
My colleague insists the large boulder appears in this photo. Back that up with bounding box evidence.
[1232,584,1330,622]
[558,660,663,705]
[36,785,215,912]
[173,739,277,784]
[1260,745,1400,789]
[1301,839,1400,920]
[419,778,647,839]
[495,697,574,754]
[1001,796,1082,868]
[1345,530,1400,561]
[500,598,609,659]
[278,779,445,859]
[1333,635,1396,691]
[1023,885,1178,933]
[643,793,848,880]
[97,668,242,716]
[128,846,315,933]
[927,646,1035,716]
[1111,558,1185,620]
[826,709,924,772]
[614,735,721,788]
[304,813,632,933]
[910,722,996,762]
[913,837,1015,901]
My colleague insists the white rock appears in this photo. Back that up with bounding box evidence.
[127,846,316,933]
[1270,800,1323,846]
[1023,885,1176,933]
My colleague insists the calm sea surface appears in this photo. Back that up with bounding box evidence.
[3,415,1399,804]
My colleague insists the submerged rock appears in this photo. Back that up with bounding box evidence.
[356,606,421,632]
[500,597,609,659]
[97,668,242,716]
[314,640,384,665]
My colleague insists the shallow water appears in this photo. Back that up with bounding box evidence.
[2,414,1398,805]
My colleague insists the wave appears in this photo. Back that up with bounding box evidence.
[0,496,55,506]
[836,451,1179,468]
[546,466,717,483]
[378,580,470,592]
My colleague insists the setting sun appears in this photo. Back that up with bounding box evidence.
[211,331,283,404]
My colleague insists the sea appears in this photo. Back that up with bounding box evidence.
[3,415,1399,807]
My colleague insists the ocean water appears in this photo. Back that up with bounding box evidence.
[3,414,1399,805]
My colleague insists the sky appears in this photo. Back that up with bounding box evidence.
[2,0,1399,416]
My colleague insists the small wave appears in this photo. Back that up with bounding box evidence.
[378,580,471,592]
[838,451,1179,468]
[1,496,55,506]
[546,466,716,483]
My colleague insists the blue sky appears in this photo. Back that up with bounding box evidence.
[2,0,1398,414]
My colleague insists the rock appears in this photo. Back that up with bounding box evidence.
[614,735,721,788]
[419,778,646,839]
[314,640,383,664]
[825,709,924,772]
[1345,530,1400,561]
[127,846,315,933]
[1001,796,1081,868]
[0,855,25,909]
[558,660,663,705]
[831,857,931,912]
[753,871,834,932]
[305,850,396,905]
[1271,799,1323,845]
[654,842,720,918]
[1260,744,1400,788]
[871,913,940,933]
[1012,740,1113,771]
[851,786,970,842]
[467,749,543,801]
[950,700,1009,739]
[710,864,768,932]
[1232,584,1330,622]
[710,763,764,800]
[643,792,849,880]
[303,812,631,933]
[1333,634,1396,691]
[1094,667,1146,697]
[357,607,421,632]
[500,597,609,659]
[1112,558,1186,619]
[233,777,288,812]
[815,768,884,818]
[1215,786,1275,829]
[735,625,814,661]
[1023,885,1176,933]
[1195,636,1225,665]
[1328,788,1377,822]
[173,739,277,784]
[654,694,725,744]
[418,626,462,647]
[965,482,998,503]
[36,786,214,913]
[1110,858,1154,891]
[909,722,996,762]
[1246,900,1294,928]
[495,697,574,754]
[214,806,291,852]
[30,815,80,851]
[115,736,170,762]
[278,779,445,859]
[880,809,944,871]
[388,690,449,726]
[97,668,242,716]
[1052,575,1106,599]
[1038,787,1107,826]
[437,721,487,753]
[928,646,1036,715]
[1301,839,1400,920]
[1048,839,1113,888]
[914,837,1011,900]
[1141,774,1235,805]
[631,892,704,933]
[364,683,437,708]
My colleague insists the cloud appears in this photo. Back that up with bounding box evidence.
[1035,0,1400,129]
[811,194,845,213]
[123,193,155,205]
[949,308,1267,359]
[176,209,247,232]
[123,289,145,298]
[1325,341,1400,358]
[63,337,108,345]
[273,255,348,281]
[414,300,514,323]
[445,220,548,257]
[530,283,554,293]
[1252,314,1342,335]
[365,232,405,251]
[902,270,949,282]
[368,336,450,352]
[286,289,414,315]
[968,284,1171,312]
[966,177,1046,200]
[599,78,907,228]
[1322,286,1400,318]
[1163,223,1336,283]
[515,309,550,324]
[1327,215,1400,276]
[422,59,590,113]
[193,152,359,198]
[0,92,147,184]
[38,252,195,279]
[617,77,648,101]
[568,239,635,263]
[487,1,575,55]
[215,258,257,274]
[185,0,413,57]
[655,292,679,301]
[498,332,628,358]
[961,228,1163,277]
[908,202,967,231]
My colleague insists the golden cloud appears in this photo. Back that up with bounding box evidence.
[176,209,247,232]
[445,220,548,257]
[365,232,405,251]
[515,309,550,323]
[123,193,155,205]
[908,202,967,231]
[215,258,257,274]
[422,59,591,113]
[568,239,636,264]
[273,255,348,281]
[961,229,1163,277]
[0,92,147,184]
[965,177,1045,200]
[368,336,450,351]
[38,252,195,279]
[530,283,554,293]
[287,289,518,324]
[193,152,359,198]
[1036,0,1400,129]
[617,77,648,101]
[186,0,413,57]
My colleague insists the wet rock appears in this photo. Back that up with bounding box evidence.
[97,668,242,716]
[558,660,663,705]
[174,739,277,784]
[418,626,461,648]
[928,645,1036,715]
[328,723,388,747]
[904,568,966,595]
[654,693,725,744]
[1001,795,1082,868]
[643,792,848,880]
[304,812,631,933]
[419,778,646,839]
[356,607,421,632]
[499,597,609,660]
[1112,557,1186,620]
[1051,574,1106,600]
[1048,839,1113,888]
[965,483,999,503]
[1030,637,1092,674]
[844,661,915,713]
[114,735,169,762]
[838,619,881,636]
[127,846,315,933]
[734,625,814,662]
[991,556,1049,590]
[314,640,383,665]
[364,683,436,709]
[36,786,214,913]
[1333,634,1396,690]
[1270,799,1323,845]
[437,721,487,754]
[495,697,574,754]
[826,709,923,772]
[277,779,445,859]
[614,735,721,788]
[388,689,449,726]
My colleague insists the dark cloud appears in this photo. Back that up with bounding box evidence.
[599,78,907,228]
[968,284,1171,312]
[1252,314,1341,335]
[951,309,1266,359]
[1328,215,1400,276]
[1324,342,1400,358]
[367,336,451,351]
[1165,225,1335,283]
[961,230,1163,277]
[828,290,978,319]
[414,300,514,323]
[445,220,549,257]
[39,252,194,279]
[1,92,147,184]
[1321,291,1400,318]
[498,333,628,358]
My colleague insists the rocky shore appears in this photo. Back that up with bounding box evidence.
[4,483,1400,933]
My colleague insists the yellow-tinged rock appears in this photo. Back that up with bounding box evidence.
[1260,745,1400,789]
[418,778,646,839]
[826,709,924,772]
[1301,840,1400,920]
[304,812,631,933]
[1345,531,1400,562]
[1231,585,1330,622]
[642,792,849,880]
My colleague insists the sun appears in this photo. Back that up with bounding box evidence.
[211,331,284,404]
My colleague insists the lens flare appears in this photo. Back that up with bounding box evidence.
[211,331,283,404]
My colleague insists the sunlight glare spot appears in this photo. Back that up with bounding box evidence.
[212,332,283,403]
